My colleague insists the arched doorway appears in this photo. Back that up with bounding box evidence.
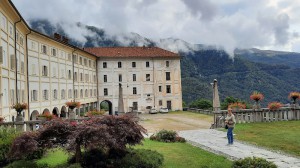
[100,100,112,115]
[60,106,67,118]
[30,110,39,120]
[43,108,50,115]
[52,107,59,117]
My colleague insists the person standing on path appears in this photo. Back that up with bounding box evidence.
[225,108,236,145]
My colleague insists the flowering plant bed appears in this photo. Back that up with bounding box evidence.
[228,102,246,109]
[250,91,264,102]
[85,110,105,117]
[11,103,28,112]
[65,101,81,109]
[268,102,282,110]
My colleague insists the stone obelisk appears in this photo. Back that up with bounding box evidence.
[213,79,221,112]
[118,83,125,114]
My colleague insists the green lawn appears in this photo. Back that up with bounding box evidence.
[34,139,232,168]
[36,148,69,167]
[234,121,300,157]
[135,139,232,168]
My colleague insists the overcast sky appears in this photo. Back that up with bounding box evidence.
[11,0,300,54]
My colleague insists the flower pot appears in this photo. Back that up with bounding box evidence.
[253,102,261,110]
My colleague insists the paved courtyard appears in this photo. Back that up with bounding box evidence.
[139,112,300,168]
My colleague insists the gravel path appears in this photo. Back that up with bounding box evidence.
[179,129,300,168]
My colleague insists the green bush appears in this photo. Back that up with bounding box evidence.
[150,129,186,143]
[116,149,164,168]
[4,160,48,168]
[0,127,19,166]
[232,157,277,168]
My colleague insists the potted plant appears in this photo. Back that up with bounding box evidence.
[12,103,28,122]
[228,102,246,112]
[268,102,282,111]
[66,101,81,110]
[250,91,264,109]
[288,92,300,107]
[85,109,105,118]
[12,103,28,114]
[0,116,4,123]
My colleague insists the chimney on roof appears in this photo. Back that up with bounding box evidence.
[54,33,61,41]
[62,36,69,44]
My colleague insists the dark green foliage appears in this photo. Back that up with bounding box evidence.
[4,160,48,168]
[116,149,164,168]
[25,148,45,160]
[232,157,277,168]
[150,130,186,143]
[0,127,19,166]
[189,98,212,109]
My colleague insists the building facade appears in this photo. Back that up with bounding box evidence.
[86,47,182,114]
[0,0,182,121]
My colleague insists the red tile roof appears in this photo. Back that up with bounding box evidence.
[84,47,180,58]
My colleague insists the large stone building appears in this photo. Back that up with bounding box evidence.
[86,47,182,114]
[0,0,182,121]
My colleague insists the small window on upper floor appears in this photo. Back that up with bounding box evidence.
[146,61,150,67]
[89,60,91,67]
[132,62,136,68]
[19,36,23,46]
[52,48,56,56]
[118,62,122,68]
[84,58,87,66]
[68,54,72,61]
[74,72,78,81]
[146,74,150,81]
[166,85,171,93]
[103,62,107,68]
[133,74,136,81]
[133,87,137,95]
[31,42,35,50]
[104,88,108,96]
[42,65,48,76]
[79,57,82,65]
[166,72,170,81]
[119,74,122,82]
[166,61,169,67]
[42,45,47,54]
[31,90,38,102]
[104,75,107,82]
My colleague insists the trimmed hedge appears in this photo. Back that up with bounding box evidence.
[76,148,163,168]
[150,129,186,143]
[117,149,164,168]
[233,157,277,168]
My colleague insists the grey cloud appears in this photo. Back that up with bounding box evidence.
[257,13,290,45]
[181,0,218,21]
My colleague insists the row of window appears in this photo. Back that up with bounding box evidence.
[103,61,170,68]
[103,72,171,83]
[39,45,96,68]
[0,50,25,72]
[34,65,96,82]
[31,89,97,101]
[103,85,171,96]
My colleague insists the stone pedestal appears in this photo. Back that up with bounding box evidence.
[15,111,24,122]
[253,102,261,110]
